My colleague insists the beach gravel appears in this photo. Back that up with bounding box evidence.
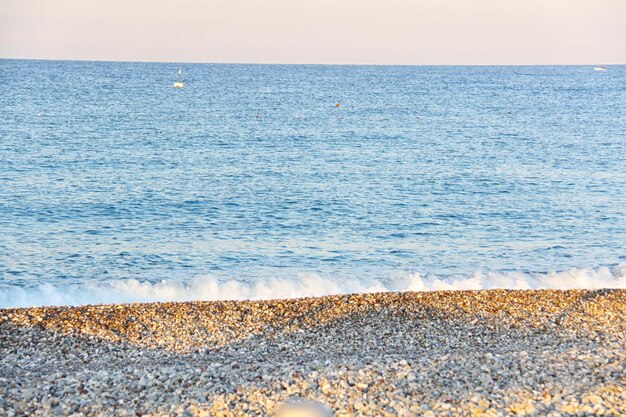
[1,289,625,416]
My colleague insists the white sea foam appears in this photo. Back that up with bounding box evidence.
[1,264,625,309]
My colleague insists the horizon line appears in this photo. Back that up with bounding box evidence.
[1,56,623,67]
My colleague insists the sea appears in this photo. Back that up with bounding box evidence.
[1,60,625,308]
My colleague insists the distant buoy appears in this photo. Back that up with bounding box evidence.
[174,67,184,88]
[335,103,340,107]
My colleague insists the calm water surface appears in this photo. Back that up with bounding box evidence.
[1,60,625,306]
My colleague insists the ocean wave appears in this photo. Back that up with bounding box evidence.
[1,264,625,309]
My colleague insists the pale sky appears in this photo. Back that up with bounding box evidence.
[1,0,625,65]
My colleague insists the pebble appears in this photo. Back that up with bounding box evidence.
[1,289,625,416]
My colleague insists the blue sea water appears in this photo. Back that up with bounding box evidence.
[1,60,625,307]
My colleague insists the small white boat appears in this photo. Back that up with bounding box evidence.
[174,68,184,88]
[593,67,607,71]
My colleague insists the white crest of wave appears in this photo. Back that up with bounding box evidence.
[1,264,625,309]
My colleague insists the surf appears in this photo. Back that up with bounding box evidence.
[2,264,625,309]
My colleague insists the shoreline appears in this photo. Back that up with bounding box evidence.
[3,263,625,310]
[2,289,625,416]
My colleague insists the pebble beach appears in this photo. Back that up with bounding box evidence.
[1,289,625,416]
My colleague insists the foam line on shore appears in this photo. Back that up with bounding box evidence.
[1,264,625,308]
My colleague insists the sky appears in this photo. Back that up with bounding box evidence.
[1,0,625,65]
